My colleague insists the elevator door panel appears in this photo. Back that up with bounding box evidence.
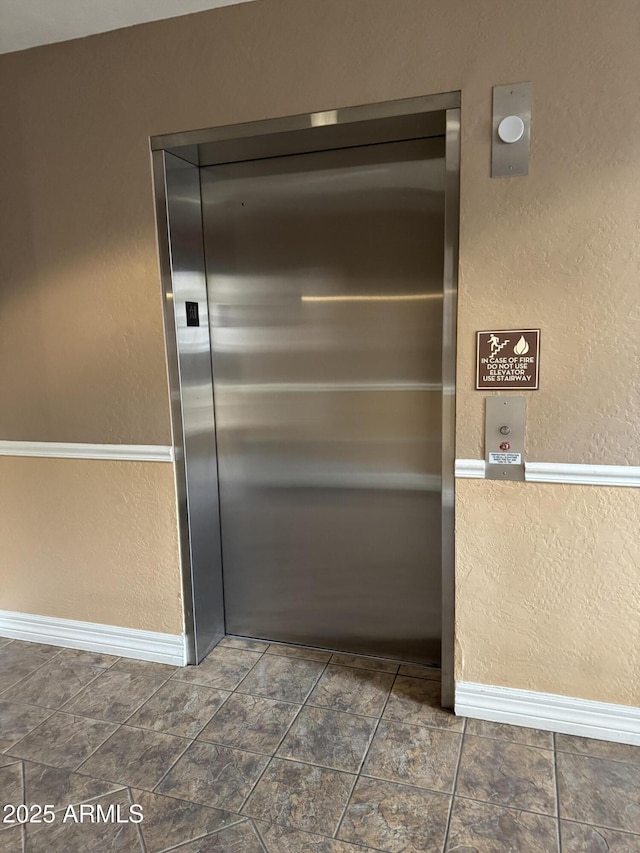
[202,138,445,663]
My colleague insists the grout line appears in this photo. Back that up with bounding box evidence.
[464,731,554,752]
[268,700,309,759]
[72,723,128,773]
[153,817,248,853]
[58,670,170,719]
[236,658,333,814]
[254,817,376,853]
[554,746,640,768]
[333,667,400,840]
[250,819,271,853]
[333,769,360,841]
[128,786,148,853]
[451,792,561,821]
[559,817,640,838]
[441,716,466,852]
[117,674,189,728]
[147,737,192,793]
[15,762,26,853]
[0,647,71,700]
[554,733,562,852]
[237,754,276,815]
[172,648,267,693]
[189,689,236,740]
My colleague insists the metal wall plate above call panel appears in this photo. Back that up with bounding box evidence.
[492,82,531,177]
[485,396,526,481]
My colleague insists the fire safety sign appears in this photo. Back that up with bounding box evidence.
[476,329,540,390]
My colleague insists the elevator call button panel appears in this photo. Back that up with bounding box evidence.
[485,396,526,481]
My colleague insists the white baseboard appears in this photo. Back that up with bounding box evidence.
[456,681,640,746]
[0,610,187,666]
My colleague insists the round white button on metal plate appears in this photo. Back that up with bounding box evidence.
[497,115,525,144]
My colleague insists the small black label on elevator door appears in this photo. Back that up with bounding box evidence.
[186,301,200,327]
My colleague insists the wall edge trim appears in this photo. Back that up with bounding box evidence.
[0,610,187,666]
[525,461,640,487]
[456,681,640,746]
[0,441,174,462]
[454,458,640,487]
[455,459,485,478]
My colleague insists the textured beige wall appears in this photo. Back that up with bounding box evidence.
[0,0,638,693]
[456,479,640,705]
[0,457,182,633]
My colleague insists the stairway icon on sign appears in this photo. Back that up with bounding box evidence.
[488,333,510,356]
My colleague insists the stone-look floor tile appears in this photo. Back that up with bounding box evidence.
[128,681,229,738]
[0,700,53,751]
[362,720,460,793]
[176,820,265,852]
[561,820,640,851]
[243,757,354,837]
[466,718,553,748]
[237,655,325,703]
[329,652,398,673]
[199,693,299,754]
[0,642,61,693]
[23,760,124,811]
[277,706,376,772]
[259,822,365,852]
[64,670,166,723]
[0,761,23,805]
[339,776,450,853]
[8,712,117,770]
[156,740,268,811]
[110,658,177,678]
[218,637,269,653]
[24,789,144,852]
[78,725,188,790]
[53,648,120,668]
[383,676,463,731]
[132,788,241,853]
[398,663,441,681]
[0,638,13,649]
[266,644,332,663]
[445,798,559,852]
[456,734,557,815]
[2,661,103,710]
[307,665,394,716]
[557,751,640,833]
[173,648,262,691]
[556,733,640,765]
[0,827,23,852]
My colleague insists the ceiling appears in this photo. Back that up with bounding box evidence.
[0,0,256,55]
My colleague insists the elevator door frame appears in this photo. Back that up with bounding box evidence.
[151,92,460,707]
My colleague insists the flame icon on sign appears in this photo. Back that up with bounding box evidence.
[513,336,530,355]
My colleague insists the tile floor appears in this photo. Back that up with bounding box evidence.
[1,636,640,851]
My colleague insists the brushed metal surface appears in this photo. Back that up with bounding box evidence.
[485,396,526,481]
[151,91,461,152]
[440,108,460,707]
[491,82,532,178]
[202,137,445,663]
[159,153,225,661]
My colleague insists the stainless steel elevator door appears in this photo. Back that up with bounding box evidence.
[201,137,445,663]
